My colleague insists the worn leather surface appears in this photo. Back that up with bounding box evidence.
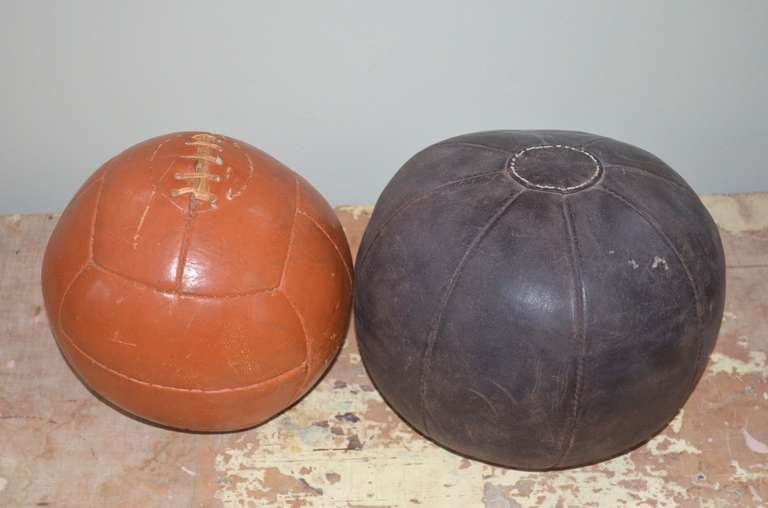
[354,130,725,470]
[41,132,352,432]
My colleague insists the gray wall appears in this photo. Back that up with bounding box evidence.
[2,1,766,214]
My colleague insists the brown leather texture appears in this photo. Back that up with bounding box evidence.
[41,132,353,432]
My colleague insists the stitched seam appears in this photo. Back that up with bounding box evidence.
[158,191,187,213]
[603,164,697,197]
[279,178,300,286]
[578,136,611,149]
[509,145,602,192]
[282,290,312,397]
[148,137,174,163]
[59,264,304,393]
[551,198,588,468]
[60,318,306,393]
[174,135,205,293]
[173,210,194,292]
[356,171,503,273]
[90,260,280,299]
[89,176,107,260]
[68,169,105,207]
[599,187,705,397]
[131,191,156,250]
[531,133,550,146]
[56,140,107,327]
[58,263,91,348]
[296,210,353,286]
[172,133,223,203]
[417,190,525,434]
[131,158,178,250]
[433,142,513,155]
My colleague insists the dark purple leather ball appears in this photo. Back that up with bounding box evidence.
[354,130,725,470]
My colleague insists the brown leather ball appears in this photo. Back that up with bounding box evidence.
[42,132,352,431]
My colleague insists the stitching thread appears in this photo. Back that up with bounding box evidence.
[509,145,601,192]
[171,134,223,203]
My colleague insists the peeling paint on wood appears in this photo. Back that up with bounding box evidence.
[0,193,766,507]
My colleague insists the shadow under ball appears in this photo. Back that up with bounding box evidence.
[354,130,725,469]
[41,132,353,432]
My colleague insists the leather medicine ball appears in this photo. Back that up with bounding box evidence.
[354,130,725,469]
[42,132,352,432]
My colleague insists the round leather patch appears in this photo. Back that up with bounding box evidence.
[509,144,602,193]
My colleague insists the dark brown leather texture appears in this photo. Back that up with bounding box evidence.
[354,130,725,470]
[41,132,353,432]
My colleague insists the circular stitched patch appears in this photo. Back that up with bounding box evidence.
[509,145,601,193]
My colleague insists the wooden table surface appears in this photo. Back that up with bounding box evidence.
[0,195,766,508]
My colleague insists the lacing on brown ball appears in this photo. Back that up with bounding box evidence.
[171,134,223,203]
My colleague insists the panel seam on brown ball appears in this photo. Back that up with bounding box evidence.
[58,323,308,393]
[89,260,281,299]
[278,177,301,286]
[56,260,310,394]
[278,180,310,396]
[281,290,312,397]
[296,210,353,286]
